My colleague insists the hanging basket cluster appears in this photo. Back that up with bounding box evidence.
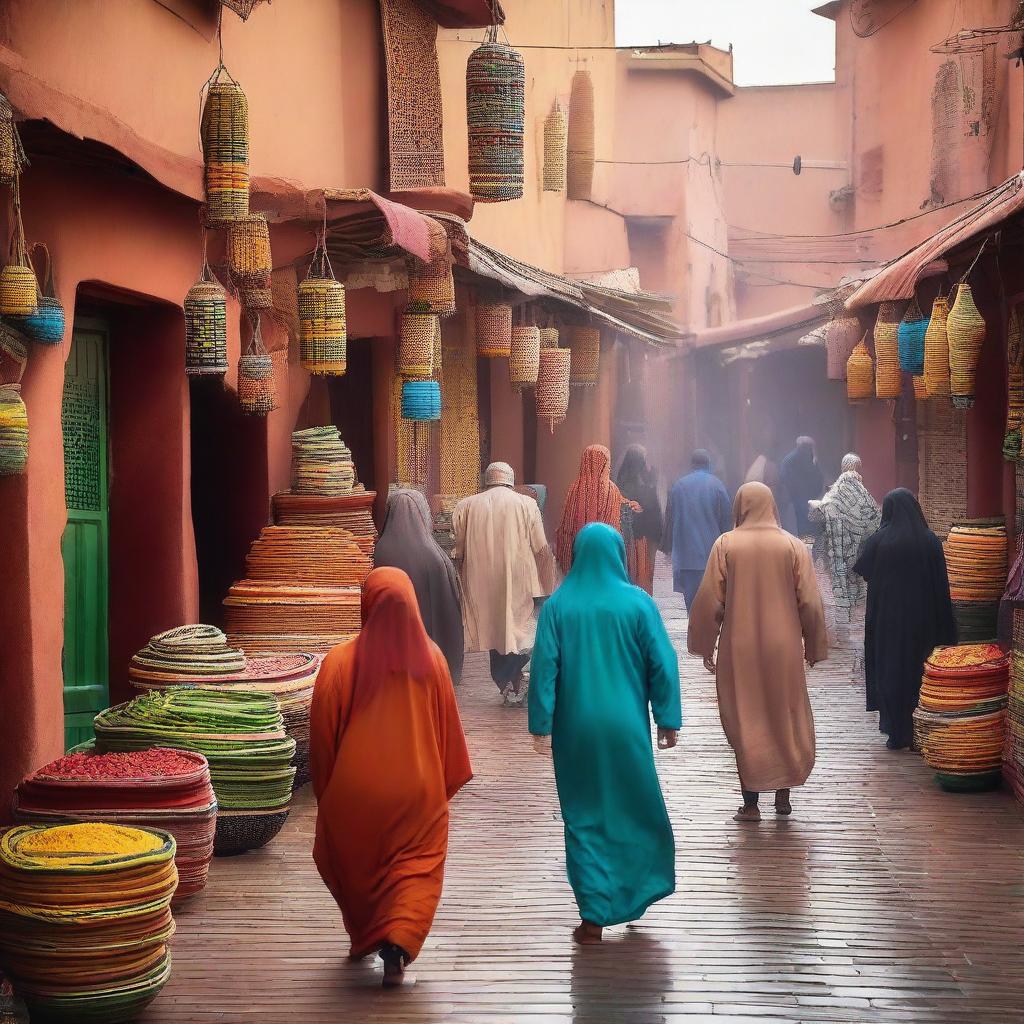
[466,36,525,203]
[825,313,861,380]
[543,102,568,192]
[16,243,64,346]
[567,324,600,386]
[948,282,986,408]
[476,301,513,357]
[897,297,928,375]
[923,294,951,397]
[184,255,229,377]
[567,69,595,201]
[536,345,570,431]
[873,301,903,398]
[200,65,249,224]
[846,338,873,402]
[298,242,347,376]
[509,324,540,388]
[237,317,276,416]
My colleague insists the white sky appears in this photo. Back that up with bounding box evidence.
[615,1,837,87]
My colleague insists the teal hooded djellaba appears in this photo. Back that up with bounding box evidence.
[528,522,682,928]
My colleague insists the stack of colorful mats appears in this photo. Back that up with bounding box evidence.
[0,822,176,1023]
[242,525,371,587]
[12,749,216,902]
[290,426,355,496]
[93,689,295,856]
[945,520,1007,642]
[1003,609,1024,803]
[130,624,246,681]
[913,643,1009,792]
[130,654,320,790]
[271,489,378,556]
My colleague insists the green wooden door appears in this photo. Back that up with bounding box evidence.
[61,323,110,749]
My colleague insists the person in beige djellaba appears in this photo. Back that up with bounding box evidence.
[453,462,557,705]
[687,481,828,822]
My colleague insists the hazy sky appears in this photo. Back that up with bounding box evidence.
[615,1,837,87]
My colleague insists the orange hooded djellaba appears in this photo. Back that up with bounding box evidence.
[310,567,473,962]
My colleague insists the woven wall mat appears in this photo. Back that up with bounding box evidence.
[918,398,967,539]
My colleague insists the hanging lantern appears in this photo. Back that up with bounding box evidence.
[874,301,903,398]
[241,286,273,312]
[897,297,928,375]
[184,257,228,377]
[0,382,28,476]
[543,102,568,192]
[567,325,600,386]
[509,325,540,388]
[17,244,64,345]
[398,309,438,378]
[298,241,347,376]
[539,326,559,350]
[1004,306,1024,462]
[476,302,512,357]
[948,282,986,408]
[846,338,873,402]
[567,69,595,201]
[825,313,861,380]
[200,66,249,224]
[466,36,525,202]
[536,346,570,431]
[923,294,951,397]
[0,92,26,188]
[401,379,442,421]
[238,318,276,416]
[227,213,272,287]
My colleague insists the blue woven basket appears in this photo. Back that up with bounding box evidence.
[18,295,65,345]
[898,299,928,375]
[401,380,441,421]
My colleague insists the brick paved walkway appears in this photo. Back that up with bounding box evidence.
[146,567,1024,1023]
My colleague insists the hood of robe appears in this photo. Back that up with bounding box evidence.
[564,522,631,590]
[733,481,781,529]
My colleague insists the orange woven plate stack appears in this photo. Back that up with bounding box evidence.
[271,490,378,556]
[945,520,1007,641]
[243,526,371,588]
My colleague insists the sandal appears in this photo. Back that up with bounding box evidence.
[380,943,409,987]
[573,921,603,944]
[733,804,761,823]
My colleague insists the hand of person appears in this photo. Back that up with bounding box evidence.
[703,655,716,675]
[532,734,552,756]
[657,728,678,750]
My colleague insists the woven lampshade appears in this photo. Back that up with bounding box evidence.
[0,92,26,187]
[298,249,347,377]
[476,303,512,357]
[509,325,540,388]
[466,41,525,203]
[543,102,568,192]
[846,338,873,402]
[227,214,272,286]
[201,70,249,223]
[0,264,37,317]
[898,297,928,375]
[398,312,438,378]
[241,286,273,312]
[874,301,903,398]
[536,346,570,431]
[402,379,442,421]
[184,270,229,377]
[238,320,275,417]
[408,263,455,317]
[567,325,600,386]
[539,326,559,350]
[948,282,986,409]
[826,314,861,380]
[923,295,951,397]
[567,70,595,201]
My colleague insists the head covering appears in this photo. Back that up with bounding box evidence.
[880,487,928,531]
[616,444,663,543]
[485,462,515,488]
[840,452,863,474]
[555,445,623,572]
[691,449,712,471]
[812,470,881,608]
[564,521,630,590]
[733,481,780,528]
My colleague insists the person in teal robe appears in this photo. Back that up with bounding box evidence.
[528,522,682,944]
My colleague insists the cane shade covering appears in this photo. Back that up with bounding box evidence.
[14,750,215,902]
[0,823,177,1022]
[1006,306,1024,461]
[825,315,861,380]
[271,490,378,556]
[874,301,904,398]
[924,295,951,397]
[846,339,873,401]
[466,42,525,202]
[543,103,568,192]
[948,282,986,409]
[917,399,967,540]
[567,69,595,201]
[290,426,356,497]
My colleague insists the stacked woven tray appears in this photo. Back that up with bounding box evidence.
[290,426,356,496]
[914,643,1009,792]
[13,749,216,903]
[945,520,1007,641]
[272,489,378,556]
[243,526,371,587]
[93,689,295,856]
[0,822,177,1023]
[130,625,246,682]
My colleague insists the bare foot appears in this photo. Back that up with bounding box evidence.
[380,943,409,987]
[775,790,792,816]
[573,921,603,944]
[733,804,761,823]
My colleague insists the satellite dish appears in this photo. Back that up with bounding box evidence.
[793,155,802,176]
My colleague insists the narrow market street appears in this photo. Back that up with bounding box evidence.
[146,565,1024,1024]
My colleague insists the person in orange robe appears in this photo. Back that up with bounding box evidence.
[310,567,473,986]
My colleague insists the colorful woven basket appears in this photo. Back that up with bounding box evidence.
[0,384,28,477]
[948,282,986,409]
[290,426,356,497]
[237,319,275,417]
[399,311,438,378]
[539,326,559,350]
[923,294,951,397]
[874,301,903,398]
[543,102,568,192]
[509,325,540,388]
[567,324,600,386]
[184,262,228,377]
[0,92,26,188]
[825,314,861,380]
[408,225,456,316]
[17,245,64,346]
[536,346,570,431]
[227,213,272,286]
[846,338,873,402]
[897,297,928,375]
[401,379,442,421]
[298,245,347,377]
[567,69,595,201]
[0,266,36,319]
[466,39,525,203]
[200,67,249,224]
[476,302,512,357]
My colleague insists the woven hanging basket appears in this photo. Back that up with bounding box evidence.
[184,263,229,377]
[0,92,26,188]
[399,311,438,378]
[476,302,513,357]
[948,282,986,409]
[897,297,928,375]
[509,325,540,388]
[536,346,570,431]
[298,246,347,376]
[539,326,559,350]
[1004,306,1024,461]
[401,379,442,421]
[227,214,272,286]
[17,244,64,345]
[567,325,600,386]
[567,69,595,201]
[408,261,456,316]
[846,338,873,402]
[912,373,928,401]
[0,383,28,476]
[825,314,861,380]
[923,295,951,397]
[201,67,249,224]
[238,320,276,416]
[543,102,568,192]
[466,40,525,203]
[874,301,903,398]
[242,285,273,311]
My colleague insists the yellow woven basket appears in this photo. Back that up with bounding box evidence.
[0,264,37,317]
[543,102,568,193]
[399,312,438,378]
[201,71,249,224]
[846,338,873,402]
[874,301,903,399]
[567,325,600,386]
[227,214,272,286]
[948,283,986,409]
[923,295,951,397]
[476,303,512,358]
[298,276,347,376]
[509,325,540,388]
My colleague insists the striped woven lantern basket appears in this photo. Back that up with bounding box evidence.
[0,383,28,476]
[16,244,64,346]
[874,300,903,398]
[509,325,540,388]
[184,259,228,377]
[227,213,272,287]
[200,65,249,224]
[543,102,568,192]
[399,310,438,378]
[237,318,276,416]
[897,297,928,375]
[825,313,861,380]
[298,244,347,377]
[539,326,559,350]
[476,302,513,357]
[536,346,570,431]
[567,69,595,201]
[401,379,442,421]
[924,294,951,397]
[846,338,873,402]
[466,37,525,203]
[948,282,986,409]
[567,324,600,386]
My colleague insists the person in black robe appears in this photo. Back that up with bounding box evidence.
[616,445,664,594]
[853,488,956,750]
[779,437,825,537]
